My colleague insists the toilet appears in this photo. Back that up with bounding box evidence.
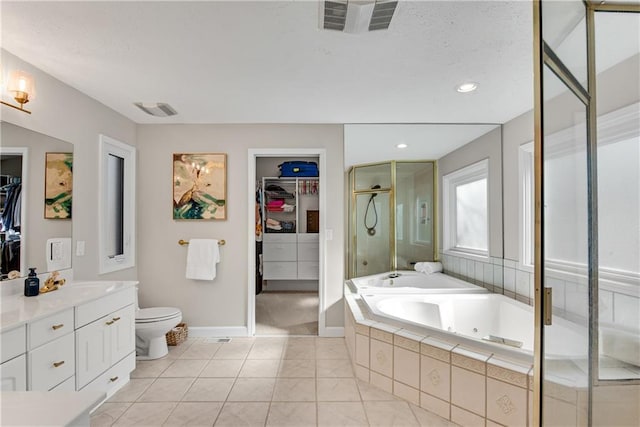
[135,306,182,360]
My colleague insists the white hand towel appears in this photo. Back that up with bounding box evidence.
[414,261,443,274]
[186,239,220,280]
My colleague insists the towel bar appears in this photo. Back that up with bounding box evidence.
[178,239,225,246]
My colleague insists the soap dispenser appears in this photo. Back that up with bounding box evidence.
[24,268,40,297]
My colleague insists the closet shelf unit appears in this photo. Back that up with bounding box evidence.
[261,177,319,281]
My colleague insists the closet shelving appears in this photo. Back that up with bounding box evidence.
[261,177,319,281]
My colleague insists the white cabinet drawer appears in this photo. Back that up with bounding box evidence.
[297,243,318,261]
[297,233,319,243]
[29,308,74,350]
[263,262,297,280]
[263,243,296,261]
[297,261,319,280]
[75,287,136,328]
[263,233,297,243]
[1,354,26,391]
[29,332,75,391]
[80,351,135,398]
[1,325,26,363]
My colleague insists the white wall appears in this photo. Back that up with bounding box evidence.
[1,50,138,281]
[135,124,344,330]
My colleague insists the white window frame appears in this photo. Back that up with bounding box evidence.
[442,159,489,259]
[519,141,535,272]
[98,135,136,274]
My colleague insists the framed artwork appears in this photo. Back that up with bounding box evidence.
[44,152,73,219]
[173,153,227,220]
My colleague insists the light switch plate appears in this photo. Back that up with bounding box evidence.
[76,241,85,256]
[46,238,72,271]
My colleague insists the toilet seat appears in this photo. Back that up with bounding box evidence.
[136,307,181,323]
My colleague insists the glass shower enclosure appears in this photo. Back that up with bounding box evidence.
[348,161,435,278]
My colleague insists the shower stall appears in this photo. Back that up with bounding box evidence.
[348,161,435,278]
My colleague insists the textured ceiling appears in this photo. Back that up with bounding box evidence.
[1,1,534,124]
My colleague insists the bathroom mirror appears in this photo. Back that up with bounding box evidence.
[0,121,73,280]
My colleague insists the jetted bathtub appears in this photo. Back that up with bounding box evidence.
[362,292,587,360]
[347,271,487,294]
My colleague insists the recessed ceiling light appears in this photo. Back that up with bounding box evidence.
[396,143,408,149]
[456,82,478,93]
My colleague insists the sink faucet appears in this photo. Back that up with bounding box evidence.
[40,271,66,294]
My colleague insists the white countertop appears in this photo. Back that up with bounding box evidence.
[0,280,138,333]
[0,390,105,426]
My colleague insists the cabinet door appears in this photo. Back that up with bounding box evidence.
[1,354,26,391]
[76,317,111,389]
[110,304,135,364]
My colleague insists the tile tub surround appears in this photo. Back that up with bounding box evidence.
[345,289,534,426]
[90,336,455,427]
[345,288,640,426]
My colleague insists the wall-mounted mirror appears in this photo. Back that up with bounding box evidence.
[0,122,73,280]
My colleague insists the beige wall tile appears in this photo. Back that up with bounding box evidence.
[394,346,420,388]
[370,339,393,377]
[370,371,393,394]
[486,378,527,426]
[355,364,370,382]
[420,355,451,402]
[420,340,453,363]
[420,392,451,421]
[394,334,422,352]
[371,327,394,344]
[394,381,420,405]
[356,323,370,336]
[451,366,486,417]
[356,334,370,368]
[592,384,640,427]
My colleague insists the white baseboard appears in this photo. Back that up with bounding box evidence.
[189,326,249,337]
[320,326,345,337]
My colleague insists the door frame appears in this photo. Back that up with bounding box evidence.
[247,148,328,336]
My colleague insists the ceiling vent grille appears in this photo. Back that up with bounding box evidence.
[134,102,178,117]
[324,1,348,31]
[322,0,397,33]
[368,1,397,31]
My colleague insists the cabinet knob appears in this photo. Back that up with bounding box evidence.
[106,320,115,325]
[112,317,121,322]
[51,324,64,330]
[53,361,65,368]
[109,376,119,382]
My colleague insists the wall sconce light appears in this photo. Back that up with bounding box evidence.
[1,70,35,114]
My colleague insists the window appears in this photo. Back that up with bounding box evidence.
[99,135,136,274]
[519,142,534,270]
[443,159,489,257]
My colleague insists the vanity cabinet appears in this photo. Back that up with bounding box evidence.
[0,282,136,397]
[75,289,136,394]
[1,324,27,391]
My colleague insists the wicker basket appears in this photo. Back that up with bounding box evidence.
[166,322,188,346]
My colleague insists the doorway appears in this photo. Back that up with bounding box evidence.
[247,149,327,337]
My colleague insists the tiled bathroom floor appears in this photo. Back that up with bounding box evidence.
[91,337,456,426]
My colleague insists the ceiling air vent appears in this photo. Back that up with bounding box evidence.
[322,0,397,33]
[324,1,348,31]
[134,102,178,117]
[368,1,397,31]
